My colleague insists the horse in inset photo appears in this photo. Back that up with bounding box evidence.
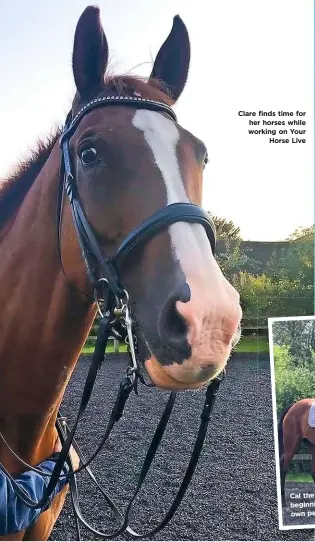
[278,399,315,505]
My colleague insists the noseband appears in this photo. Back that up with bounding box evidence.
[0,95,225,540]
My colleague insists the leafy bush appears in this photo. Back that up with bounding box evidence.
[274,345,315,415]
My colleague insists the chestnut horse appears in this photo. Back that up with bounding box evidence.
[278,399,315,505]
[0,6,242,540]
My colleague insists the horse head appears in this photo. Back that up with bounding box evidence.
[60,6,242,391]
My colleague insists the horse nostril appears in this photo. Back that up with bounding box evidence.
[158,284,190,344]
[161,301,187,340]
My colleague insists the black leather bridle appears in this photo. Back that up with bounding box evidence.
[0,95,225,539]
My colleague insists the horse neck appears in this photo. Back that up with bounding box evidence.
[0,142,96,471]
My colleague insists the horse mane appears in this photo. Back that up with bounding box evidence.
[0,75,172,229]
[0,129,62,229]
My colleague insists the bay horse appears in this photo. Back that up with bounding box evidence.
[278,399,315,505]
[0,6,242,540]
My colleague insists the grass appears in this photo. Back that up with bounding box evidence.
[286,473,314,483]
[82,343,127,355]
[234,335,269,353]
[82,334,269,355]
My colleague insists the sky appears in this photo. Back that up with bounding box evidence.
[0,0,313,241]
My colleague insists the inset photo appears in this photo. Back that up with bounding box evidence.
[269,316,315,530]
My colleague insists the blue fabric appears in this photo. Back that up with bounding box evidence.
[0,457,69,535]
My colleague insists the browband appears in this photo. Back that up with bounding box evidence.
[60,95,177,145]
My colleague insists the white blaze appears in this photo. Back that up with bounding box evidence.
[132,110,212,275]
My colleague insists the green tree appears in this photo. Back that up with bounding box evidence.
[274,344,315,416]
[232,272,313,328]
[272,319,315,367]
[211,215,263,281]
[266,243,313,286]
[211,215,242,240]
[232,272,277,326]
[217,243,262,284]
[287,225,314,242]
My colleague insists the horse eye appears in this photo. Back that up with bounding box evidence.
[203,153,209,169]
[80,147,98,166]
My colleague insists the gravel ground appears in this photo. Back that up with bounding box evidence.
[50,354,315,541]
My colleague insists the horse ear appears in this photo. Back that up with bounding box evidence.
[149,15,190,103]
[72,6,108,99]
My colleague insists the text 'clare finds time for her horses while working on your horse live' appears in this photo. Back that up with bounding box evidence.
[238,109,307,143]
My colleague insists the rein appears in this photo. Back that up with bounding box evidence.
[0,95,224,539]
